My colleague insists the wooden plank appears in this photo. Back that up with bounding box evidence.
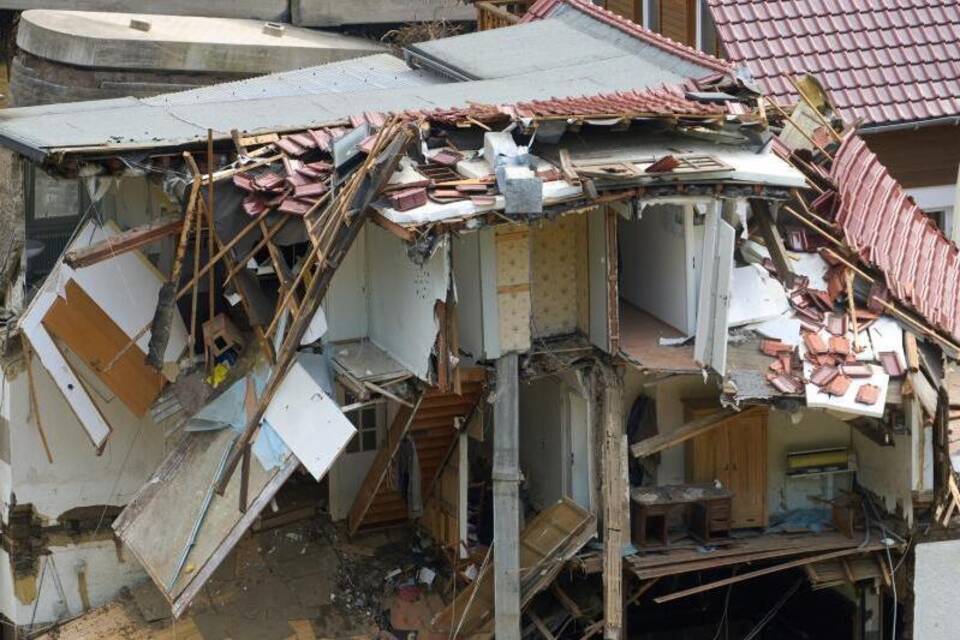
[630,407,743,458]
[654,548,879,604]
[751,200,795,288]
[63,214,183,268]
[433,498,596,635]
[43,280,165,417]
[601,372,624,640]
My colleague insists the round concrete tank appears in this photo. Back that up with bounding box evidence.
[9,9,387,106]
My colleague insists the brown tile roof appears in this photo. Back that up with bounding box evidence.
[707,0,960,126]
[831,134,960,341]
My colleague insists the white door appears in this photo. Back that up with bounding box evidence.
[328,391,386,521]
[565,391,592,510]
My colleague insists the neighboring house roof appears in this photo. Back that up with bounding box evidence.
[0,5,730,160]
[707,0,960,128]
[522,0,730,73]
[831,135,960,342]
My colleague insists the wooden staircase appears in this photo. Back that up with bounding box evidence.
[348,369,486,534]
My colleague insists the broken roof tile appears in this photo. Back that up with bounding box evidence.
[810,365,839,387]
[856,383,881,405]
[824,374,852,397]
[878,351,906,377]
[804,332,829,355]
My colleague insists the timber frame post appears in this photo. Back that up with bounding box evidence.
[600,365,626,640]
[493,353,521,640]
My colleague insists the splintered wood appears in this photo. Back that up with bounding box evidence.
[216,120,415,496]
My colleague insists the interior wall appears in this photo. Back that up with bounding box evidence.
[767,409,852,516]
[324,224,368,343]
[622,369,718,486]
[529,213,589,338]
[452,231,484,361]
[852,428,912,522]
[366,225,449,381]
[519,375,574,512]
[620,204,695,333]
[5,356,167,523]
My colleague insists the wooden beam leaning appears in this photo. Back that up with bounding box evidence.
[63,214,183,269]
[751,200,795,288]
[215,122,415,495]
[630,407,741,458]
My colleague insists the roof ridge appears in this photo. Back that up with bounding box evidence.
[521,0,731,73]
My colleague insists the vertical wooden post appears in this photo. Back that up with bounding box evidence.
[493,353,521,640]
[751,199,795,289]
[601,368,625,640]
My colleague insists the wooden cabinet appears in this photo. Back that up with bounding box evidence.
[685,402,768,529]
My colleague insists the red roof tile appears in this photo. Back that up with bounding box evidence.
[523,0,730,73]
[830,134,960,342]
[707,0,960,126]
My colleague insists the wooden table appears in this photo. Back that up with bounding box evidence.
[630,484,733,547]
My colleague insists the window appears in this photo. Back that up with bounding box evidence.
[343,391,383,454]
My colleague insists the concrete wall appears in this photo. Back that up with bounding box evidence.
[0,1,288,19]
[2,539,148,630]
[0,351,167,626]
[914,539,960,640]
[292,0,474,26]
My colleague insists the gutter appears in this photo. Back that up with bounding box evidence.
[402,47,480,83]
[859,115,960,135]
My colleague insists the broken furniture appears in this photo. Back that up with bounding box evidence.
[202,313,244,367]
[630,484,733,547]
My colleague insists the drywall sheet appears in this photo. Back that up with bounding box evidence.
[366,225,450,381]
[530,214,588,338]
[114,423,297,617]
[264,353,355,481]
[694,208,734,375]
[727,264,790,327]
[495,226,532,353]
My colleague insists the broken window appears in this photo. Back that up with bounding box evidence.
[344,390,383,454]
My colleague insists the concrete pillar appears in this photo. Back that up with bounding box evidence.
[493,353,521,640]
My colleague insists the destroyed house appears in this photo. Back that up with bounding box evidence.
[0,10,958,640]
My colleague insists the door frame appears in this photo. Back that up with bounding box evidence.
[561,387,595,511]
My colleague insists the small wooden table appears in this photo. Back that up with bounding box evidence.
[630,484,733,547]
